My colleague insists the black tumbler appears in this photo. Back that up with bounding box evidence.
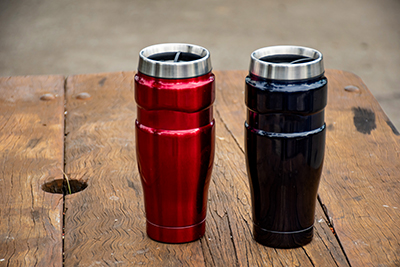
[245,46,327,248]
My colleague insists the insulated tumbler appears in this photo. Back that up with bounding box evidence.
[245,46,327,248]
[135,43,215,243]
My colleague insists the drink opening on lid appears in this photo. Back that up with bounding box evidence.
[147,52,203,62]
[259,55,315,64]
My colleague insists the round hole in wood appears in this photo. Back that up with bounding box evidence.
[42,179,88,195]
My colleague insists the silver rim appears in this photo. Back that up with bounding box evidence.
[249,45,324,80]
[138,43,212,79]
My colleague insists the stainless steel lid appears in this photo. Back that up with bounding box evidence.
[138,43,212,79]
[249,45,324,80]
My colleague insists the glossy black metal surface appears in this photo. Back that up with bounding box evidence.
[245,74,327,114]
[245,73,327,248]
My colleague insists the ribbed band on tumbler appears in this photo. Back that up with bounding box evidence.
[138,43,212,79]
[245,45,327,248]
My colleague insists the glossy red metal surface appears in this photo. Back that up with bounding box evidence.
[135,72,215,243]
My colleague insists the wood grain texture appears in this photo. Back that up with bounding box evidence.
[320,70,400,267]
[62,71,350,266]
[213,70,349,266]
[214,70,400,266]
[0,76,65,266]
[63,72,205,266]
[202,111,349,266]
[5,70,395,266]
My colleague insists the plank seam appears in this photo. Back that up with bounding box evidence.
[226,212,239,265]
[313,228,341,267]
[301,246,315,267]
[317,195,352,266]
[62,76,68,267]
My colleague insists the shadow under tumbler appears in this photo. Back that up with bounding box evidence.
[245,46,327,248]
[135,43,215,243]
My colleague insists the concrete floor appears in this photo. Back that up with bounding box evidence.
[1,0,399,129]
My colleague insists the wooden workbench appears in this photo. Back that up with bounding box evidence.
[1,70,399,266]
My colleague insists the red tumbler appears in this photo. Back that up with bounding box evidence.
[135,43,215,243]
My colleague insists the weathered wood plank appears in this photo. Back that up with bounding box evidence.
[63,72,206,266]
[63,71,351,266]
[0,76,65,266]
[4,70,396,265]
[214,70,400,266]
[202,111,349,266]
[320,70,400,266]
[213,70,350,266]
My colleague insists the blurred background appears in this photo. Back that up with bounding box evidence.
[1,0,399,129]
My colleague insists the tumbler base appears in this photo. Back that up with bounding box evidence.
[146,219,206,244]
[253,223,314,248]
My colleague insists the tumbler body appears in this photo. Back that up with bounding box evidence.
[245,46,327,248]
[135,43,215,243]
